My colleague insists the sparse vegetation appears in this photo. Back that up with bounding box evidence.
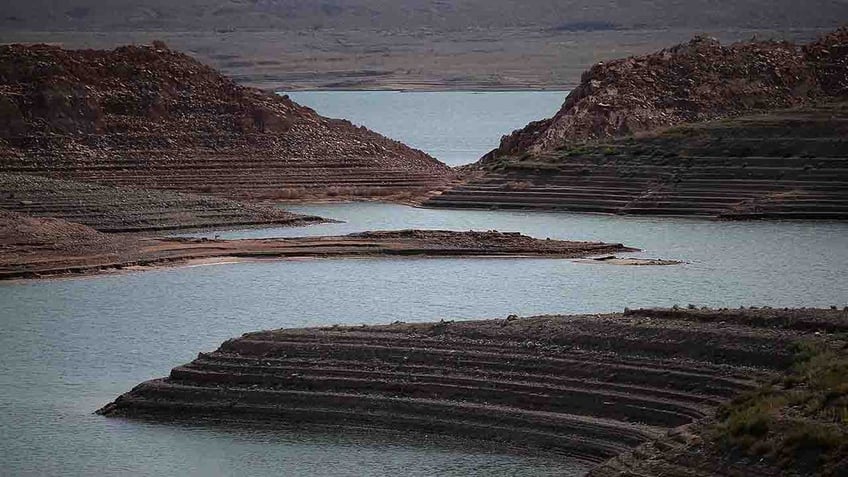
[714,340,848,475]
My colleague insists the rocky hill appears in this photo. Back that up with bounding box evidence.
[426,30,848,220]
[427,103,848,219]
[488,28,848,157]
[0,43,454,201]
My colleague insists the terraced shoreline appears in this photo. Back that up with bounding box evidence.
[0,173,327,233]
[99,308,846,472]
[0,225,634,280]
[0,43,455,203]
[428,104,848,219]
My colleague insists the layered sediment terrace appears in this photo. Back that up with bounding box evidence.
[0,173,324,233]
[99,308,843,467]
[0,43,455,202]
[429,104,848,219]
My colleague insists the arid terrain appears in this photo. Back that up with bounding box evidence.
[1,3,847,476]
[0,42,455,205]
[3,30,847,221]
[427,30,848,219]
[0,211,635,279]
[99,307,848,476]
[1,1,845,90]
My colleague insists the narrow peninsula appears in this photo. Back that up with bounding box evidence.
[99,307,848,476]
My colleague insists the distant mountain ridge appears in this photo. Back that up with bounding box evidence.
[2,1,844,91]
[2,0,846,31]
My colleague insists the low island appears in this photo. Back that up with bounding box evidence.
[0,210,637,280]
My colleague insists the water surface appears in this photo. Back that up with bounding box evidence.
[4,87,848,475]
[285,91,566,165]
[4,204,847,475]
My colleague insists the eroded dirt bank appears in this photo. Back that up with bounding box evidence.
[0,214,633,280]
[98,308,848,473]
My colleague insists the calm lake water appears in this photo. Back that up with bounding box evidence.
[3,92,848,476]
[285,91,567,165]
[4,203,847,476]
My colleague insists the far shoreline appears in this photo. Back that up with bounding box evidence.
[271,87,573,93]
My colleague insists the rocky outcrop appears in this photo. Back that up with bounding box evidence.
[429,103,848,219]
[431,29,848,220]
[98,308,845,468]
[0,226,634,280]
[487,28,848,158]
[0,43,454,201]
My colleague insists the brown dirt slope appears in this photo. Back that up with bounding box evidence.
[488,28,848,157]
[98,307,846,469]
[429,103,848,220]
[0,42,454,201]
[2,208,118,249]
[589,309,848,477]
[0,209,141,273]
[0,173,324,232]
